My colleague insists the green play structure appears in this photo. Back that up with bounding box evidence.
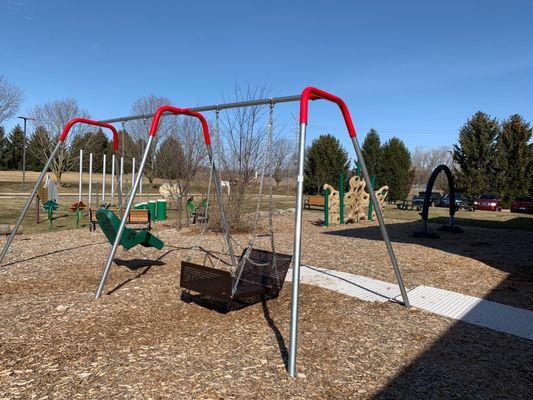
[96,209,164,251]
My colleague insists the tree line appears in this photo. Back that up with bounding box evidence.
[303,130,413,201]
[303,112,532,207]
[1,73,531,210]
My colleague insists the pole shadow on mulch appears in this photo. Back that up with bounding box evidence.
[1,241,108,268]
[261,296,289,370]
[323,221,533,398]
[106,248,176,295]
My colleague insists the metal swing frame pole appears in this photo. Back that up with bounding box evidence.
[0,141,63,264]
[288,87,410,378]
[351,136,410,307]
[288,121,307,377]
[95,105,238,297]
[95,134,154,298]
[0,118,119,266]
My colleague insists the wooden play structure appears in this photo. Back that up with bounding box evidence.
[324,175,388,225]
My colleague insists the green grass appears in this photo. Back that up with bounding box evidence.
[385,205,533,231]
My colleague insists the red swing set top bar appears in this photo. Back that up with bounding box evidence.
[59,117,120,152]
[299,86,357,138]
[149,106,211,144]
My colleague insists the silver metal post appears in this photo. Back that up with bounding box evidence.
[0,141,63,264]
[111,154,115,204]
[288,122,307,377]
[351,137,410,307]
[102,154,106,204]
[131,157,136,191]
[118,157,124,212]
[88,153,93,207]
[206,146,237,271]
[95,135,155,298]
[78,149,83,203]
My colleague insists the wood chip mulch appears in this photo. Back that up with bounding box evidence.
[0,211,531,399]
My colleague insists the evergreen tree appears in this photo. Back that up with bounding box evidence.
[26,126,50,171]
[4,124,25,170]
[453,112,500,202]
[0,126,8,169]
[527,143,533,197]
[69,131,91,172]
[496,115,532,205]
[304,134,350,194]
[69,129,113,173]
[361,128,382,185]
[87,128,112,173]
[379,137,413,200]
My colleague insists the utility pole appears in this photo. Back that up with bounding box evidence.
[17,116,35,191]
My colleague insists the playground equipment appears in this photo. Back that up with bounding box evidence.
[0,118,119,264]
[96,209,163,250]
[179,102,293,308]
[413,164,463,238]
[76,150,141,211]
[323,175,389,226]
[90,86,410,377]
[43,200,59,230]
[1,87,411,379]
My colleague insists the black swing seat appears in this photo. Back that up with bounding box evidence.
[180,248,292,304]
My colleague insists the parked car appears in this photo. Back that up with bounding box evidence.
[412,191,442,210]
[510,197,533,214]
[474,194,501,211]
[439,192,463,207]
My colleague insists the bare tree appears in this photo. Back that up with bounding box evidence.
[272,137,295,190]
[156,118,207,228]
[412,146,453,190]
[30,98,90,185]
[215,85,270,228]
[0,75,24,125]
[126,95,173,187]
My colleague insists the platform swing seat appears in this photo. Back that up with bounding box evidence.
[179,102,292,309]
[96,209,164,251]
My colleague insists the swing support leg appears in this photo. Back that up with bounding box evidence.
[95,135,154,298]
[288,87,410,378]
[0,141,63,264]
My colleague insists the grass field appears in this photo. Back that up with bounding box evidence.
[1,170,532,234]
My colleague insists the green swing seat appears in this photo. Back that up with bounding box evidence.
[96,209,164,251]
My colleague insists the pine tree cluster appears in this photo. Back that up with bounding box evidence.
[454,112,532,206]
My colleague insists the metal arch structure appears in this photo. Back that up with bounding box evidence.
[420,164,456,223]
[0,118,120,265]
[94,106,237,298]
[288,87,410,377]
[415,164,462,237]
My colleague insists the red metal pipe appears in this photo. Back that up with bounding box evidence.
[59,118,119,152]
[299,87,357,138]
[149,106,210,144]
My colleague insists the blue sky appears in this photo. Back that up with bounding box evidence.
[1,0,532,154]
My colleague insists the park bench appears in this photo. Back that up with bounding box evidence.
[304,195,325,210]
[89,208,151,232]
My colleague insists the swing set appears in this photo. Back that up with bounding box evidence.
[0,87,410,378]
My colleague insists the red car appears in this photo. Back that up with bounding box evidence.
[474,194,501,211]
[511,197,533,214]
